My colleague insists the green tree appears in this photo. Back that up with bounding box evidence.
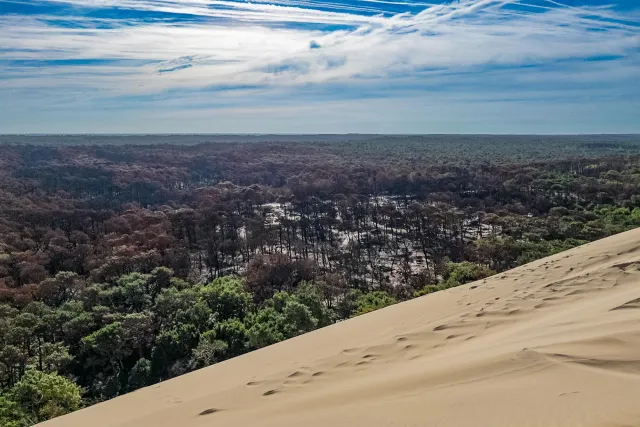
[81,322,131,396]
[37,272,86,307]
[353,291,397,316]
[213,319,248,357]
[0,395,28,427]
[293,282,335,327]
[121,313,154,358]
[127,358,152,392]
[246,307,285,349]
[335,290,362,320]
[82,322,130,370]
[61,312,96,348]
[0,344,27,388]
[148,267,174,301]
[9,370,81,423]
[200,276,252,320]
[97,273,152,313]
[190,331,228,369]
[151,324,199,379]
[414,284,440,297]
[153,288,212,331]
[246,290,324,348]
[281,300,317,337]
[39,343,72,374]
[442,262,496,288]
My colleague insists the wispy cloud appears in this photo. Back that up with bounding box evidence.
[0,0,638,133]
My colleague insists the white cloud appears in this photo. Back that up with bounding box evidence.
[0,0,638,132]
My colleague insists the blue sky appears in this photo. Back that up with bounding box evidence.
[0,0,639,134]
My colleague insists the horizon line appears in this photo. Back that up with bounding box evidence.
[2,133,640,137]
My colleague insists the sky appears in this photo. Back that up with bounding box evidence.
[0,0,639,134]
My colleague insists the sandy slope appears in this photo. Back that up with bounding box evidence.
[42,228,640,427]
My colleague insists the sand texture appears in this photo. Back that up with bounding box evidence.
[41,228,640,427]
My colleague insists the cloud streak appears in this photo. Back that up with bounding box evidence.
[0,0,638,133]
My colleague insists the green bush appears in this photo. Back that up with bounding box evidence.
[9,370,81,423]
[353,291,397,317]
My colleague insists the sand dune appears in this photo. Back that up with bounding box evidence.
[41,228,640,427]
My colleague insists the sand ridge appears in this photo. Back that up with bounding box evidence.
[40,228,640,427]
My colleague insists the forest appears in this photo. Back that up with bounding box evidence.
[1,134,640,426]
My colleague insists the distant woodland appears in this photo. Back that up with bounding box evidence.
[2,135,640,425]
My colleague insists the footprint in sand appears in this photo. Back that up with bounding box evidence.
[246,381,264,387]
[559,391,579,397]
